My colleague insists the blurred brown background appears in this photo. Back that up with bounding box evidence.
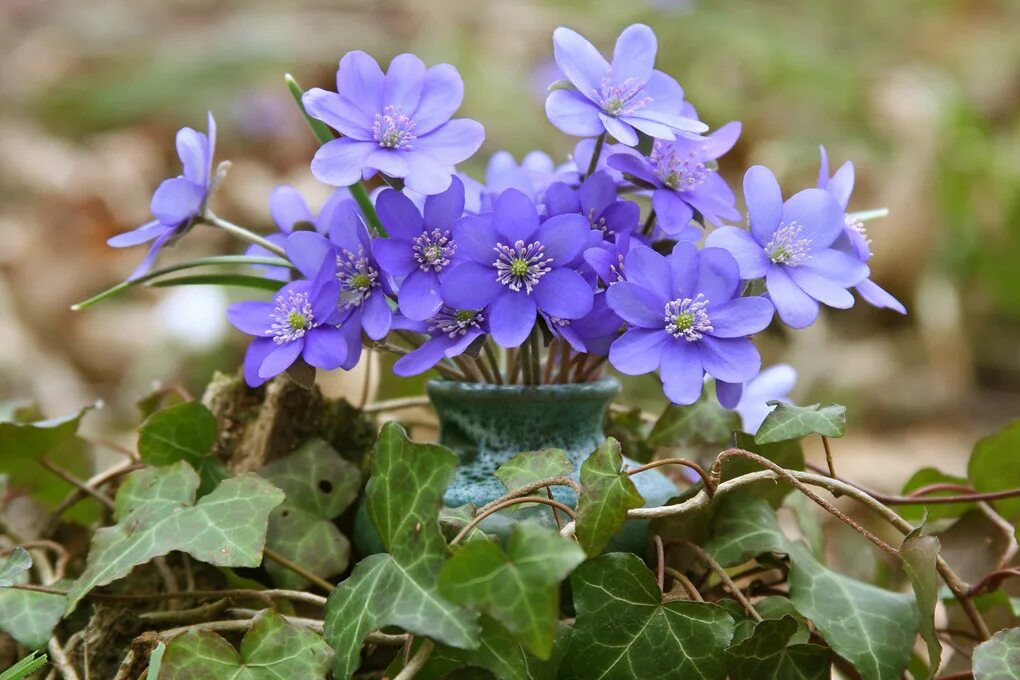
[1,0,1018,490]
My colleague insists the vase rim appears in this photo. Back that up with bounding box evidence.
[426,377,620,400]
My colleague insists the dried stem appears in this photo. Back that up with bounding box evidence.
[483,341,504,385]
[663,567,704,602]
[48,636,81,680]
[627,458,714,496]
[450,496,576,546]
[686,542,762,622]
[45,462,143,535]
[361,396,430,414]
[40,459,115,511]
[394,639,435,680]
[653,535,665,593]
[263,547,335,593]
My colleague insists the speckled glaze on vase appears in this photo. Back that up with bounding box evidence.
[427,378,677,552]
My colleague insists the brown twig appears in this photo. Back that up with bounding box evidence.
[48,635,81,680]
[1,541,70,581]
[821,436,837,478]
[653,536,665,593]
[450,496,575,546]
[545,487,564,530]
[394,639,434,680]
[663,567,704,601]
[483,341,504,385]
[263,548,335,593]
[40,459,115,511]
[805,462,1020,506]
[45,462,143,535]
[627,458,714,497]
[686,542,762,622]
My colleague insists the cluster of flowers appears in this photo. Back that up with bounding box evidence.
[107,23,904,411]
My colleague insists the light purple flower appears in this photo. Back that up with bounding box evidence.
[372,177,465,321]
[571,138,628,184]
[303,52,485,195]
[284,199,395,368]
[734,364,797,434]
[462,150,577,213]
[705,166,870,329]
[108,112,217,279]
[608,122,741,237]
[544,170,640,243]
[606,242,774,405]
[440,189,595,347]
[391,307,488,376]
[228,276,344,387]
[545,24,707,146]
[817,147,906,314]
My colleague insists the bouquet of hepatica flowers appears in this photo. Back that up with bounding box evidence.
[83,23,903,406]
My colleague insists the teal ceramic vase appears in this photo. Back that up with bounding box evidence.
[355,378,676,554]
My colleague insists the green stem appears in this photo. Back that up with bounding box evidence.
[285,74,387,237]
[202,213,287,258]
[583,132,607,180]
[72,255,294,310]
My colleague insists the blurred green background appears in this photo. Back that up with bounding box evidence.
[1,0,1018,488]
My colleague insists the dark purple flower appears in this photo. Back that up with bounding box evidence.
[817,147,906,314]
[544,171,640,242]
[108,112,216,279]
[284,199,394,366]
[303,52,485,195]
[440,189,595,347]
[705,165,870,329]
[228,276,344,387]
[543,292,622,355]
[734,363,797,434]
[608,122,741,238]
[246,185,355,281]
[545,24,706,146]
[606,243,774,405]
[372,177,465,321]
[391,306,488,376]
[584,229,640,287]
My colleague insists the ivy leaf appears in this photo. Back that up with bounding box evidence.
[390,618,571,680]
[604,407,655,464]
[323,423,479,679]
[0,402,98,517]
[706,495,919,680]
[0,580,66,649]
[729,597,811,647]
[972,627,1020,679]
[0,548,31,587]
[561,553,734,680]
[439,505,491,544]
[899,529,942,679]
[754,403,846,445]
[937,509,1015,584]
[897,467,974,522]
[438,523,584,658]
[648,381,739,447]
[159,609,332,678]
[259,439,362,589]
[968,420,1020,520]
[575,438,644,556]
[138,401,229,495]
[65,462,284,614]
[495,449,572,492]
[725,616,830,680]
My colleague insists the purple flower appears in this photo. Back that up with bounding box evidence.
[817,147,906,314]
[545,24,707,146]
[246,185,354,281]
[543,292,622,355]
[705,166,870,329]
[584,229,640,287]
[544,171,640,242]
[734,363,797,434]
[571,138,628,184]
[462,151,576,213]
[372,177,465,321]
[303,52,485,195]
[391,307,488,376]
[108,112,217,279]
[284,199,394,368]
[440,189,595,347]
[606,243,774,405]
[608,122,741,238]
[228,276,344,387]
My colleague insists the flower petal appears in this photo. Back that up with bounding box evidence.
[623,246,671,303]
[827,160,855,210]
[715,380,743,409]
[607,150,661,187]
[855,278,906,314]
[606,280,665,328]
[360,291,393,340]
[705,226,769,279]
[372,238,416,277]
[107,221,166,247]
[535,213,588,262]
[424,176,465,229]
[533,268,594,319]
[402,152,455,195]
[781,188,844,248]
[543,182,581,216]
[452,214,498,263]
[612,24,656,83]
[270,185,313,232]
[414,64,465,134]
[227,301,273,336]
[303,326,348,370]
[490,292,537,348]
[258,340,304,379]
[802,248,869,287]
[707,297,774,337]
[492,189,540,243]
[545,90,606,138]
[150,177,203,226]
[766,267,820,329]
[335,51,384,121]
[609,327,668,375]
[413,119,485,165]
[440,261,502,309]
[285,231,334,279]
[243,337,276,387]
[310,139,377,187]
[660,341,704,405]
[176,126,210,185]
[383,53,426,112]
[786,267,856,309]
[599,113,639,146]
[743,165,783,244]
[698,336,760,384]
[552,26,610,95]
[302,88,373,139]
[376,188,425,239]
[667,241,699,301]
[652,190,695,237]
[393,336,454,376]
[696,246,741,302]
[398,270,443,321]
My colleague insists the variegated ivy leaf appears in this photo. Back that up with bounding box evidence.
[575,438,644,556]
[0,548,31,587]
[0,579,66,650]
[323,423,479,679]
[972,627,1020,680]
[725,616,829,680]
[648,380,739,447]
[705,494,918,680]
[560,553,735,680]
[159,609,332,679]
[754,402,845,445]
[65,462,284,614]
[259,439,361,589]
[899,529,942,679]
[438,523,584,659]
